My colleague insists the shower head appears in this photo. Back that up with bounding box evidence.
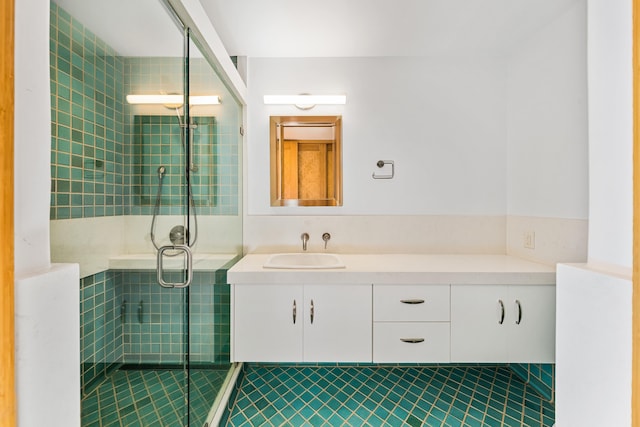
[158,166,166,179]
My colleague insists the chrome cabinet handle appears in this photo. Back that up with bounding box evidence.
[400,338,425,344]
[498,299,505,324]
[293,300,297,324]
[310,299,315,324]
[400,299,425,305]
[157,245,193,288]
[515,300,522,325]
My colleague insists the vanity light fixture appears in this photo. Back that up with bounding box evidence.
[125,94,221,105]
[263,94,346,110]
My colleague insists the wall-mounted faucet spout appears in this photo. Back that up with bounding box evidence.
[301,233,309,251]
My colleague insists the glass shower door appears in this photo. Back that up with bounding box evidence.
[185,32,243,427]
[126,8,193,427]
[50,1,242,425]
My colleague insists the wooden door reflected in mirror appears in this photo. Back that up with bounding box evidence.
[270,116,342,206]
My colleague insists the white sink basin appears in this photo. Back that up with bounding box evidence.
[263,253,345,269]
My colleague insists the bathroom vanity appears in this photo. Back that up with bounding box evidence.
[228,254,556,364]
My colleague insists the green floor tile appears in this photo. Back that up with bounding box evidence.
[224,365,555,427]
[80,367,227,427]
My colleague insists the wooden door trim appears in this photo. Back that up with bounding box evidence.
[0,0,16,425]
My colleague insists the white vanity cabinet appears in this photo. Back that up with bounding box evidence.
[228,254,557,364]
[232,283,372,363]
[450,284,555,363]
[372,284,450,363]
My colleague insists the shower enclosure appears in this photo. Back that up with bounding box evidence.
[49,0,243,425]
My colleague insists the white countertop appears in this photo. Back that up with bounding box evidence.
[228,254,556,285]
[109,253,239,271]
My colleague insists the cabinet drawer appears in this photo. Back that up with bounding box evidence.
[373,322,450,363]
[373,285,450,321]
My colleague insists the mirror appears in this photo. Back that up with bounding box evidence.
[270,116,342,206]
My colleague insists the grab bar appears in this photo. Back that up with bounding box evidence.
[157,245,193,288]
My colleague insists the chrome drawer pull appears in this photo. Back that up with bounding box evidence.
[498,299,505,325]
[400,338,425,344]
[515,300,522,325]
[400,299,425,305]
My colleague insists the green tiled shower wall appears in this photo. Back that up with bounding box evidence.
[124,56,240,216]
[118,270,231,365]
[50,2,239,219]
[510,363,554,402]
[129,115,239,215]
[80,270,231,396]
[80,271,123,397]
[50,2,125,219]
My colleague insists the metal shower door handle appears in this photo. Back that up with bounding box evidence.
[157,245,193,288]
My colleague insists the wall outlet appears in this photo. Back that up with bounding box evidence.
[523,231,536,249]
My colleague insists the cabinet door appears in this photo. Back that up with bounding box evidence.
[507,285,555,363]
[451,285,508,362]
[233,284,303,362]
[303,284,372,362]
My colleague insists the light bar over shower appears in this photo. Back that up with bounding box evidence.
[126,94,221,105]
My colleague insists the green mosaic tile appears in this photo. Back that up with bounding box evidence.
[83,367,227,427]
[510,363,555,403]
[51,5,241,220]
[225,365,555,427]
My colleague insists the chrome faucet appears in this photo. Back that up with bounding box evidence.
[322,233,331,249]
[301,233,309,251]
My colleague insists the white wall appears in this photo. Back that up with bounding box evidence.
[555,263,632,426]
[506,1,588,220]
[504,1,589,265]
[14,0,52,276]
[245,57,510,253]
[244,215,506,254]
[245,22,589,258]
[15,264,80,427]
[555,1,633,424]
[247,57,508,216]
[586,0,633,268]
[14,1,80,426]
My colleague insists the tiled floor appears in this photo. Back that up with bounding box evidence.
[224,365,555,427]
[81,367,228,426]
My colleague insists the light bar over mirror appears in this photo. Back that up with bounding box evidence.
[264,95,346,110]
